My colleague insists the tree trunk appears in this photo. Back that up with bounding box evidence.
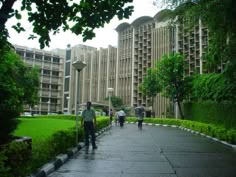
[177,99,184,119]
[151,96,154,118]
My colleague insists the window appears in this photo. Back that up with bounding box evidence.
[43,69,50,75]
[25,52,34,58]
[41,97,49,103]
[65,62,70,76]
[51,98,57,104]
[42,83,50,89]
[35,53,43,60]
[52,71,59,77]
[53,57,60,63]
[66,49,71,61]
[64,78,69,91]
[44,55,51,62]
[51,85,58,90]
[16,50,24,57]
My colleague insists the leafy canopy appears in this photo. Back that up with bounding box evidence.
[0,49,40,144]
[0,0,134,48]
[156,53,189,118]
[139,68,161,109]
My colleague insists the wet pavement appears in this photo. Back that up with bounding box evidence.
[49,123,236,177]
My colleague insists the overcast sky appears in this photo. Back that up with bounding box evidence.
[6,0,162,51]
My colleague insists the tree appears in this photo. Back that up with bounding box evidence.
[139,68,161,112]
[156,53,189,118]
[0,0,134,49]
[0,49,40,144]
[105,95,123,109]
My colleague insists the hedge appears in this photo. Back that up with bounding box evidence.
[184,101,236,129]
[0,116,110,177]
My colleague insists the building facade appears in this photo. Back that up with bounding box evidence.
[14,44,65,115]
[63,44,117,114]
[115,13,171,117]
[115,10,210,117]
[63,44,97,114]
[15,10,212,117]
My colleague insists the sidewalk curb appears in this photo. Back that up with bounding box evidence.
[129,122,236,150]
[30,126,111,177]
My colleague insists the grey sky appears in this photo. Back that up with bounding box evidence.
[7,0,161,50]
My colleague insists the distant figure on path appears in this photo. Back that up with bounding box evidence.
[109,108,113,125]
[81,101,97,149]
[118,109,126,128]
[114,110,119,125]
[136,106,144,130]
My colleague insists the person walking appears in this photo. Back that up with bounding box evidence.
[118,109,126,128]
[81,101,97,149]
[136,106,144,130]
[114,110,119,126]
[109,108,113,125]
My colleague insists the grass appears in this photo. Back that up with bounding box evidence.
[14,118,75,145]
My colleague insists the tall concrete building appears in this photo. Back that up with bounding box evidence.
[152,12,175,117]
[63,44,97,114]
[115,10,211,117]
[63,44,117,114]
[175,18,209,75]
[14,44,65,115]
[115,11,172,117]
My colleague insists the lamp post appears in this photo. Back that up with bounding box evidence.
[34,105,38,115]
[66,96,70,114]
[72,60,86,145]
[107,88,114,118]
[47,100,50,115]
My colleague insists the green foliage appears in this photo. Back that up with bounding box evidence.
[190,73,236,102]
[126,117,236,144]
[139,68,161,110]
[10,117,110,175]
[1,0,134,48]
[184,102,236,129]
[156,53,190,118]
[110,96,124,109]
[0,49,39,145]
[0,141,31,177]
[30,114,76,120]
[156,0,236,81]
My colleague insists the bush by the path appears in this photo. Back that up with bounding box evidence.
[0,116,109,177]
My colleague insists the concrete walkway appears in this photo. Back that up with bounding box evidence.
[49,123,236,177]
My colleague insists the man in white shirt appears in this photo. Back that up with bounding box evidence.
[81,101,97,149]
[117,109,126,127]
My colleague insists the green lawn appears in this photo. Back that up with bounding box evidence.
[14,118,75,143]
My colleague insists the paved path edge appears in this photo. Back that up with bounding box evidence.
[29,126,111,177]
[128,121,236,150]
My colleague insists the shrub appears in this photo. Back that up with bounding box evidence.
[184,101,236,129]
[30,114,76,120]
[0,49,39,145]
[0,141,31,177]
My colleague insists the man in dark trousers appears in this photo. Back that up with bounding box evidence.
[136,106,144,130]
[81,101,97,149]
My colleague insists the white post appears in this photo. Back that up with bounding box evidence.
[107,88,114,118]
[72,60,86,145]
[75,71,80,145]
[47,100,50,115]
[109,92,111,116]
[66,96,70,114]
